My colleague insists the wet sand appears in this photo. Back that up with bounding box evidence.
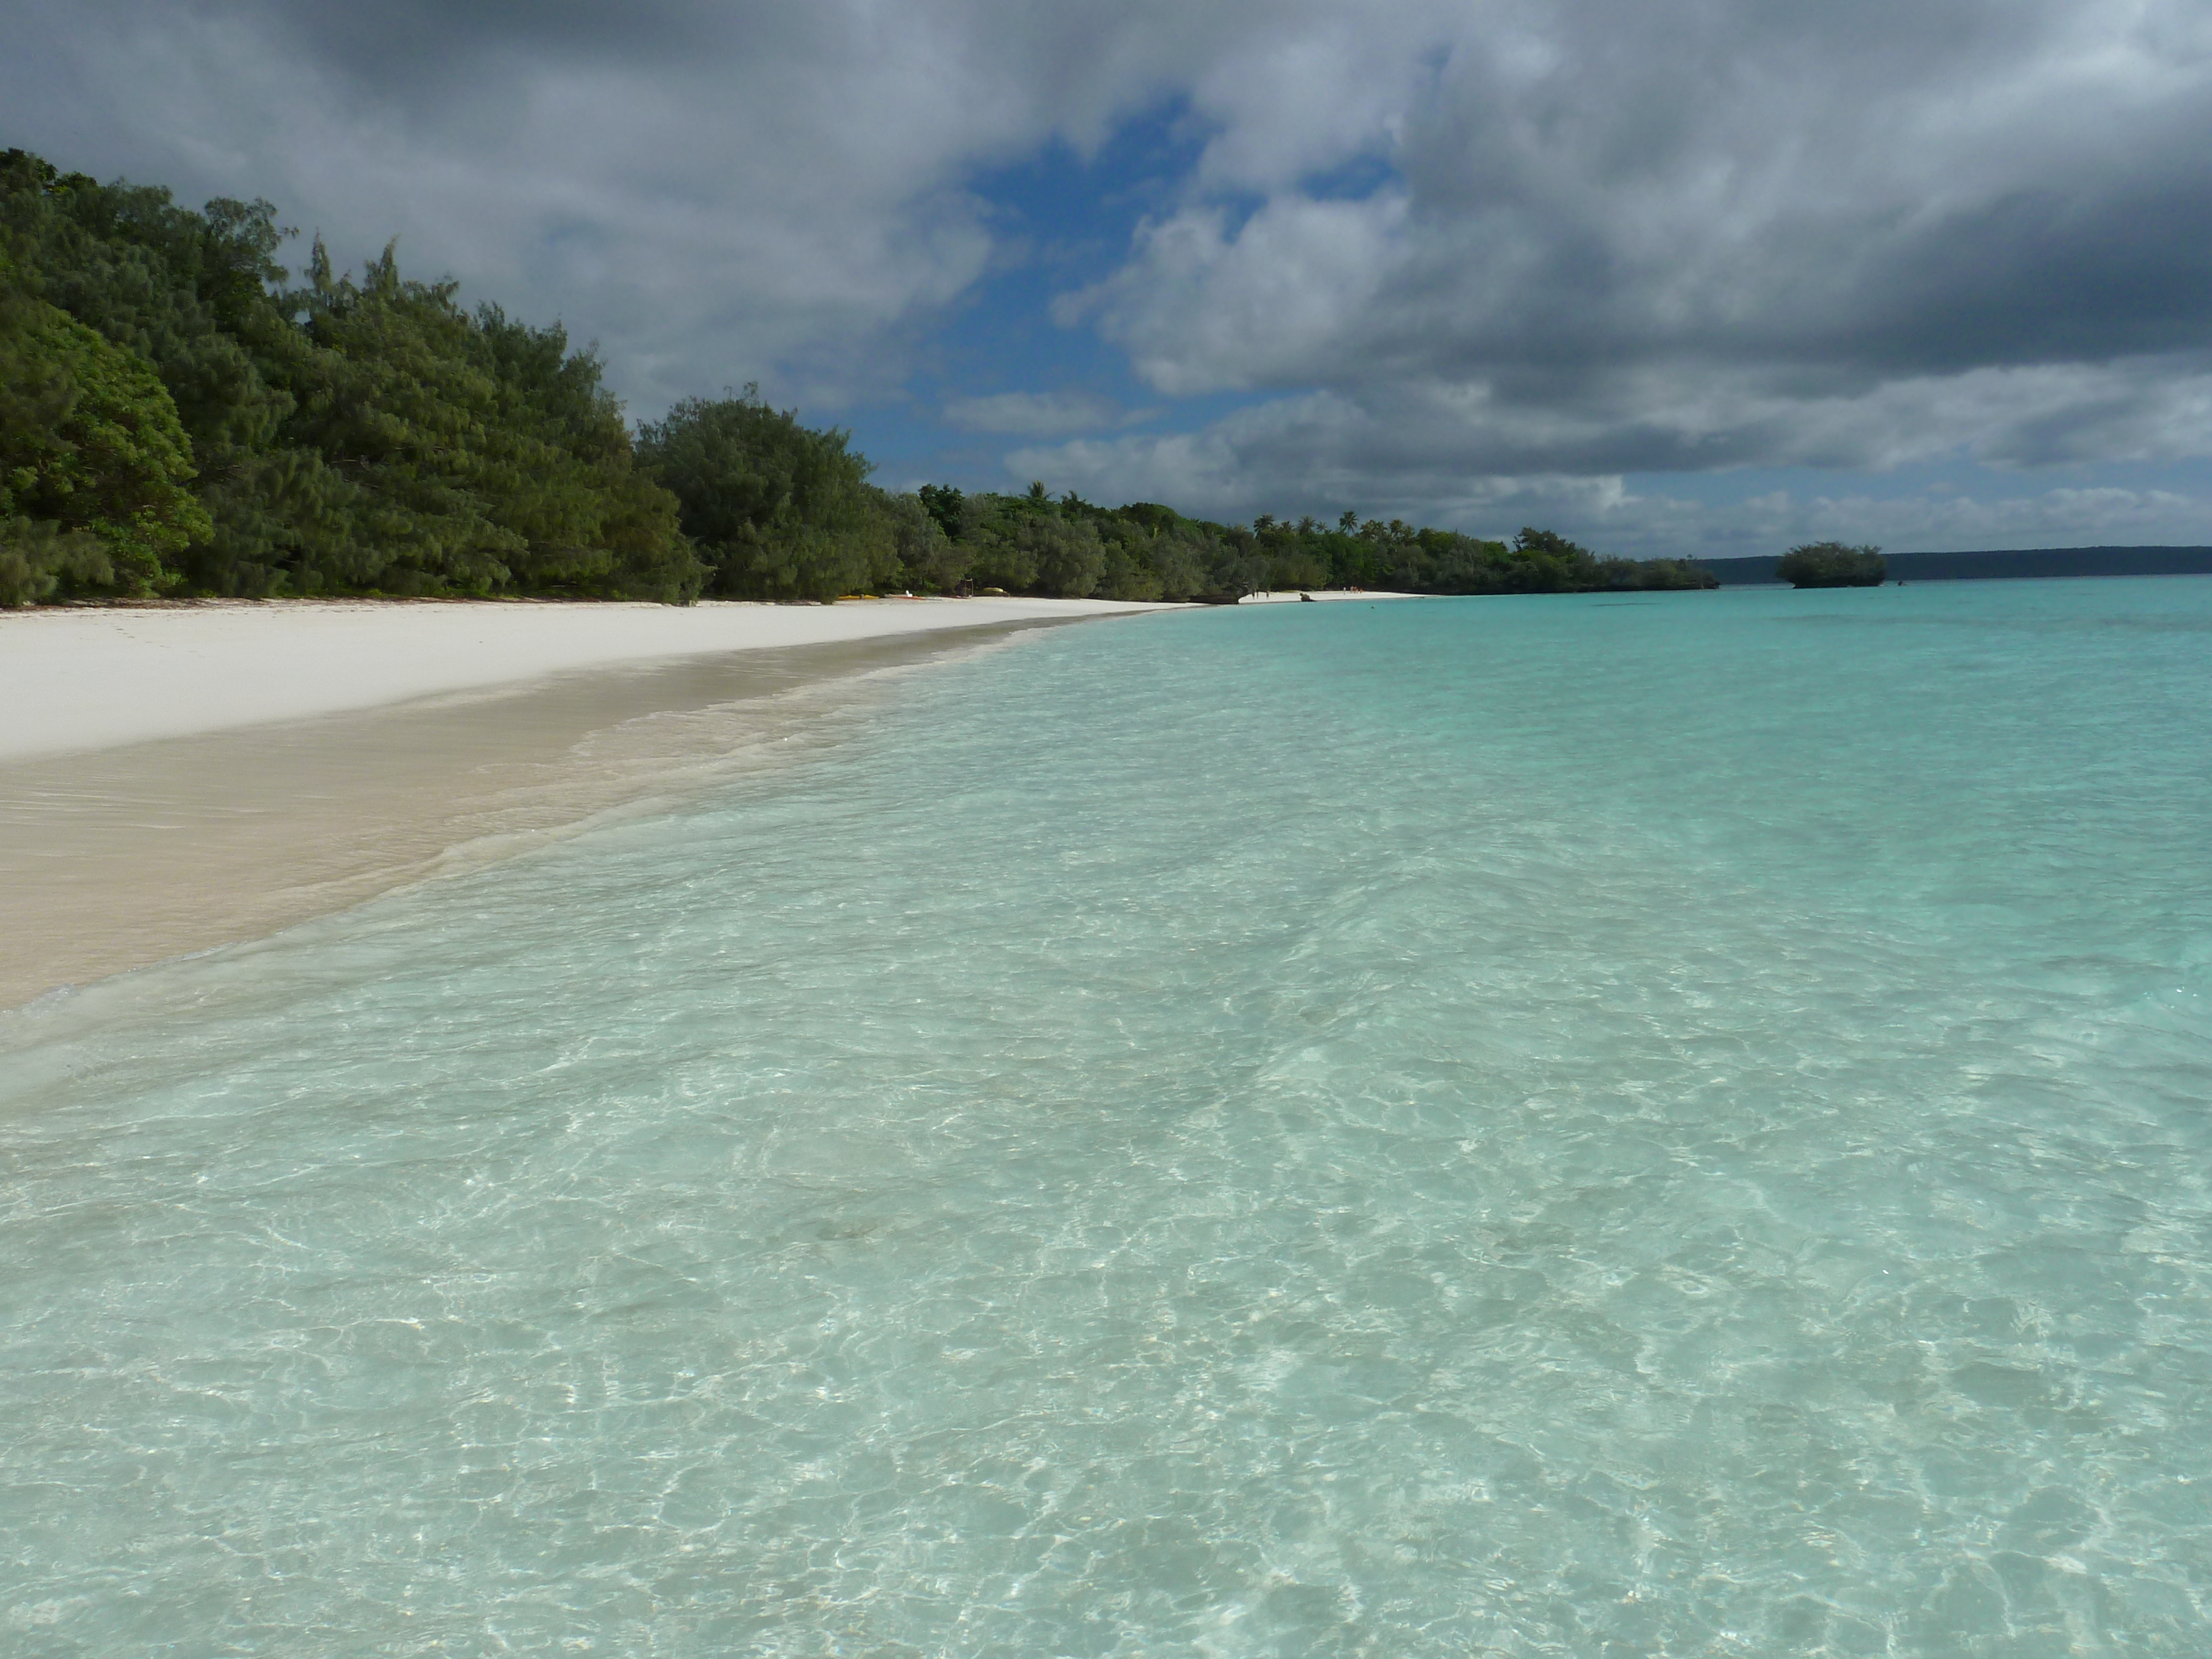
[0,618,1105,1009]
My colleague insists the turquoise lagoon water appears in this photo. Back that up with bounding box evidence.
[3,579,2210,1656]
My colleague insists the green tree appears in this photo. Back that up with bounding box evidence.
[884,491,967,592]
[1,152,326,594]
[466,305,701,600]
[638,388,894,599]
[1022,513,1105,597]
[0,255,114,606]
[254,242,699,598]
[1147,528,1209,599]
[1776,541,1885,587]
[1092,520,1165,601]
[916,483,965,543]
[4,148,698,603]
[1,269,207,602]
[0,518,111,609]
[957,493,1036,592]
[278,240,531,593]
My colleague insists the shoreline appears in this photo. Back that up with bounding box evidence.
[0,596,1176,765]
[1,602,1169,1010]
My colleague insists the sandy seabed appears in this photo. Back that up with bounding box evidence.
[0,597,1175,1008]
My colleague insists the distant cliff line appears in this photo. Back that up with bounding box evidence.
[1695,546,2212,585]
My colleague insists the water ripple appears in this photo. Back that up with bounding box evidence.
[3,581,2210,1655]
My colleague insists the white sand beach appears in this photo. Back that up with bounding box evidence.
[1235,589,1417,605]
[0,596,1173,765]
[0,596,1173,1008]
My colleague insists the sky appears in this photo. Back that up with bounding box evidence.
[8,0,2212,556]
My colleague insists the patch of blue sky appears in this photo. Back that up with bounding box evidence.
[844,97,1203,491]
[848,95,1406,501]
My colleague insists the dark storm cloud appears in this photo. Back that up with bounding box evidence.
[7,0,2212,533]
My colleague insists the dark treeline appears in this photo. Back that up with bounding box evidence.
[1775,541,1886,588]
[3,147,1714,608]
[897,487,1717,601]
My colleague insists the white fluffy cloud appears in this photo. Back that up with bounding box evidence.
[1058,192,1411,397]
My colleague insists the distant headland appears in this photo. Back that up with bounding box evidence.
[1696,546,2212,585]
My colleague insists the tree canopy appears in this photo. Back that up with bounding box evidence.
[3,144,1724,608]
[636,389,895,601]
[2,147,698,605]
[868,492,1720,602]
[1776,541,1886,588]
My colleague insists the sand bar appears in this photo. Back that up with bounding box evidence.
[1235,589,1417,605]
[1,597,1172,1008]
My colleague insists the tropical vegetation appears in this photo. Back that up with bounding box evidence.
[4,147,1717,608]
[1776,541,1886,588]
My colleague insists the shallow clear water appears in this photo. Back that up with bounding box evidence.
[4,580,2210,1657]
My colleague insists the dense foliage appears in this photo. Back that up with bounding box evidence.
[637,390,901,601]
[892,487,1719,601]
[1,264,208,602]
[1776,541,1886,588]
[2,147,700,605]
[4,144,1719,608]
